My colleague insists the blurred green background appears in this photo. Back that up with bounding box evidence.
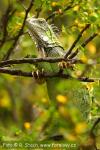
[0,0,100,149]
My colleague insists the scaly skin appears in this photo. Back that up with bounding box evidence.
[26,17,65,58]
[26,17,67,101]
[26,17,91,121]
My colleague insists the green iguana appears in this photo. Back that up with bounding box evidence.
[26,17,91,120]
[26,17,68,100]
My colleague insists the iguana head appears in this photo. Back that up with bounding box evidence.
[26,17,65,57]
[26,17,61,48]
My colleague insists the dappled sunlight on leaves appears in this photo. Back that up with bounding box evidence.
[75,122,87,134]
[58,106,69,118]
[87,42,96,55]
[0,0,99,149]
[24,122,31,130]
[0,90,11,108]
[51,2,58,7]
[56,95,68,104]
[85,82,94,92]
[80,55,88,63]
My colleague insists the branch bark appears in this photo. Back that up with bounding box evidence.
[64,24,90,58]
[68,33,98,59]
[0,67,99,82]
[0,57,83,67]
[3,0,34,60]
[46,0,77,21]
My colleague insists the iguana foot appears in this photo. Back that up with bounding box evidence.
[32,69,45,84]
[58,61,74,70]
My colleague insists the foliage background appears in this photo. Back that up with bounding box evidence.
[0,0,100,149]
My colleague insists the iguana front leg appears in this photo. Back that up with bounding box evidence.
[32,45,46,84]
[32,68,45,84]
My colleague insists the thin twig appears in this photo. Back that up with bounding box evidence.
[68,49,79,59]
[3,0,34,60]
[68,32,98,59]
[46,1,77,21]
[64,24,90,58]
[81,33,98,47]
[0,30,98,67]
[0,4,13,48]
[35,3,43,18]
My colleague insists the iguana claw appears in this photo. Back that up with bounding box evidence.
[32,69,45,84]
[58,61,74,70]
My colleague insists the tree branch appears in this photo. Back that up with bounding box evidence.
[3,0,34,60]
[0,4,15,48]
[35,3,43,18]
[68,33,98,59]
[81,33,98,47]
[64,24,90,58]
[0,67,98,82]
[0,31,97,67]
[0,68,32,77]
[0,57,65,67]
[0,56,98,68]
[46,0,77,21]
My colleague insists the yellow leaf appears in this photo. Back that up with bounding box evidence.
[41,98,49,104]
[24,122,31,129]
[73,5,79,11]
[15,12,25,17]
[87,43,96,54]
[68,36,75,46]
[58,106,69,118]
[56,95,68,104]
[65,133,77,141]
[51,2,58,7]
[74,20,85,28]
[80,55,88,63]
[15,23,22,30]
[85,83,94,91]
[0,90,11,108]
[75,122,87,134]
